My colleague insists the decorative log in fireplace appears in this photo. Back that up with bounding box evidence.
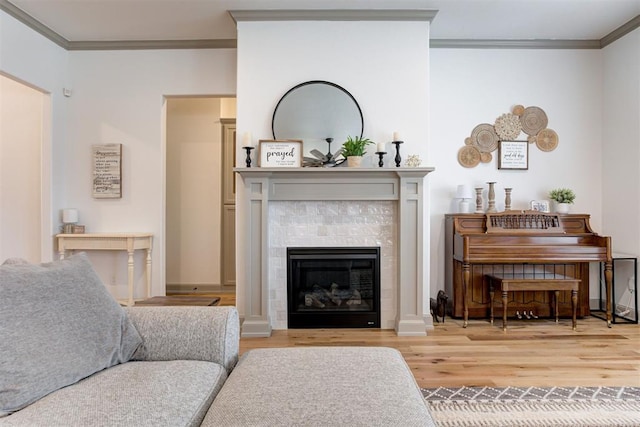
[287,247,380,328]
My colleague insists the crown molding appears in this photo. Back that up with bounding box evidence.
[0,0,68,48]
[229,9,438,23]
[600,14,640,48]
[67,39,237,51]
[430,39,601,49]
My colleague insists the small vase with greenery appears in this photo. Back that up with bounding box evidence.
[342,135,374,166]
[549,188,575,213]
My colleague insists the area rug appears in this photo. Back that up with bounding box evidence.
[422,386,640,427]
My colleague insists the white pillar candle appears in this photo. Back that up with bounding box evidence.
[377,142,386,153]
[393,131,401,141]
[242,132,252,147]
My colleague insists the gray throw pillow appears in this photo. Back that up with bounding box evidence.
[0,253,142,415]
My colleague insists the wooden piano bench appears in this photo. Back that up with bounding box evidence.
[486,273,580,331]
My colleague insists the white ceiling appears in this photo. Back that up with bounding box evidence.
[4,0,640,43]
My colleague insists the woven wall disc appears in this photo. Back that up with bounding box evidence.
[512,105,525,116]
[458,145,481,168]
[480,152,492,163]
[520,106,548,135]
[494,113,522,140]
[470,123,499,153]
[535,128,558,152]
[527,135,537,144]
[464,137,473,145]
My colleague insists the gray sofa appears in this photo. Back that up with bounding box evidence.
[0,253,434,426]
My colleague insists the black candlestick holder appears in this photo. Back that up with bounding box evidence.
[392,140,403,167]
[375,151,387,168]
[243,146,255,167]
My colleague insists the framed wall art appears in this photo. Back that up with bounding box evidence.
[259,139,303,168]
[498,140,528,170]
[92,143,122,198]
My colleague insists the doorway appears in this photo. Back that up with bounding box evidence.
[165,97,236,293]
[0,74,46,262]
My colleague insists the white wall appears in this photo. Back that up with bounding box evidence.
[235,20,431,320]
[602,28,640,256]
[62,49,236,297]
[0,75,43,262]
[430,47,605,296]
[1,9,68,261]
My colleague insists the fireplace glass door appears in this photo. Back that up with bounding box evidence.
[287,247,380,328]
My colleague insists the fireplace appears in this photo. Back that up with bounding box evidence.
[287,247,380,328]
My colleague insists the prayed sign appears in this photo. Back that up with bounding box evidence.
[92,144,122,198]
[259,140,303,167]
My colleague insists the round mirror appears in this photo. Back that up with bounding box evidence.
[272,81,363,161]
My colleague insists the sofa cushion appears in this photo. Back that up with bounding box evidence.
[0,360,227,427]
[0,253,142,415]
[0,360,226,427]
[202,347,436,427]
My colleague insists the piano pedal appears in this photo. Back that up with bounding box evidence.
[530,310,538,319]
[516,311,522,319]
[524,311,531,319]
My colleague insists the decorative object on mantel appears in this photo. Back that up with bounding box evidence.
[392,132,403,167]
[258,139,303,168]
[242,132,255,167]
[486,182,497,213]
[548,188,575,214]
[458,104,558,168]
[242,146,255,167]
[474,187,484,213]
[405,154,422,167]
[375,141,387,167]
[342,135,374,167]
[303,138,345,168]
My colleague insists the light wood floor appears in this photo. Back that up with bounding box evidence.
[180,292,640,389]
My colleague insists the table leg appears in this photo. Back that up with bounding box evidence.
[571,289,578,330]
[603,260,613,328]
[127,249,135,307]
[554,290,560,323]
[145,247,152,300]
[502,290,508,331]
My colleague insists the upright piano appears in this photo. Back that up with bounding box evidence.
[444,212,613,327]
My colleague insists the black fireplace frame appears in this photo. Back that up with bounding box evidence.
[287,246,381,329]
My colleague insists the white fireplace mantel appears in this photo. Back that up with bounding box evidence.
[235,167,435,337]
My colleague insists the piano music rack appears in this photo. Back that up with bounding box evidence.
[486,210,563,234]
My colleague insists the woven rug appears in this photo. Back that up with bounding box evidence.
[422,386,640,427]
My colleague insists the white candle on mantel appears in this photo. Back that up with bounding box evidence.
[377,142,386,153]
[242,132,252,147]
[393,131,401,142]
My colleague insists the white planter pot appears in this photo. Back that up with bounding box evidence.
[555,202,570,214]
[346,156,363,167]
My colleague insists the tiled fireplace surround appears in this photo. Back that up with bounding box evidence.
[236,168,434,337]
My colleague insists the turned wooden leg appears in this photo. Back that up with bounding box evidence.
[554,290,560,323]
[463,262,470,328]
[489,282,495,325]
[502,290,508,331]
[604,260,613,328]
[571,289,578,331]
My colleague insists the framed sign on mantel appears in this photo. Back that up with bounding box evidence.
[92,143,122,198]
[498,140,528,170]
[258,139,303,168]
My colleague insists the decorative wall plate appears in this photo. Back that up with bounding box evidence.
[471,123,499,153]
[480,152,492,163]
[464,137,473,145]
[494,113,522,140]
[512,104,525,116]
[520,106,548,135]
[458,145,481,168]
[535,128,559,151]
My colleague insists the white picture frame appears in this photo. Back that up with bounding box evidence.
[258,139,303,168]
[498,140,529,170]
[530,200,550,212]
[92,144,122,198]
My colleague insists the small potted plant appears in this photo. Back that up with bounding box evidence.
[341,135,374,167]
[548,188,575,213]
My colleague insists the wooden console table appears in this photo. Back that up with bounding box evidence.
[486,273,579,331]
[56,233,153,307]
